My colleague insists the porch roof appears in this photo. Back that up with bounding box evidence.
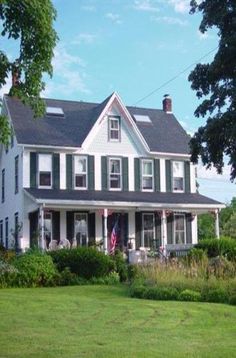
[24,188,224,210]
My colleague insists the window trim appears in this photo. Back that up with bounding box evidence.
[0,220,3,245]
[172,161,185,193]
[15,155,19,194]
[108,115,121,142]
[1,169,5,203]
[141,159,154,192]
[5,217,8,249]
[108,157,122,191]
[73,155,88,190]
[74,212,88,247]
[173,213,186,244]
[38,153,53,189]
[141,213,155,248]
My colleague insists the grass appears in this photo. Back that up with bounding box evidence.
[0,285,236,358]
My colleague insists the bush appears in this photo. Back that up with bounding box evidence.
[0,260,18,287]
[127,264,139,281]
[178,289,201,302]
[48,247,114,279]
[90,271,120,285]
[229,295,236,306]
[196,238,236,260]
[13,251,57,287]
[111,250,128,282]
[57,267,86,286]
[130,285,178,301]
[201,287,228,303]
[188,248,206,262]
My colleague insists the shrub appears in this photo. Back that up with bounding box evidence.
[48,247,114,279]
[178,289,201,302]
[0,260,18,287]
[188,248,206,262]
[57,267,86,286]
[13,251,57,287]
[127,264,139,281]
[130,285,178,301]
[196,238,236,260]
[130,285,147,299]
[111,250,128,282]
[229,295,236,306]
[201,287,228,303]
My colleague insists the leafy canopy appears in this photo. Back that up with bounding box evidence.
[0,0,58,144]
[189,0,236,181]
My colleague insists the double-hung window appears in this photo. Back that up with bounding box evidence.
[142,159,153,191]
[173,161,184,192]
[174,214,186,244]
[1,169,5,203]
[38,154,52,188]
[74,156,87,189]
[109,158,121,190]
[109,116,120,141]
[15,155,19,194]
[142,213,155,248]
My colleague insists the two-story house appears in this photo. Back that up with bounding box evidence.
[0,92,224,255]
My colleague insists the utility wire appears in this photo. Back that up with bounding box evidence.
[133,46,218,106]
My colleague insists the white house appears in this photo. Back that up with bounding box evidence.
[0,92,224,255]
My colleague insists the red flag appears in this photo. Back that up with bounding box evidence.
[110,218,119,254]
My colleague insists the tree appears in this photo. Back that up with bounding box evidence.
[188,0,236,181]
[0,0,58,144]
[198,213,215,240]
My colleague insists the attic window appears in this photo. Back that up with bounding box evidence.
[133,114,152,124]
[46,107,64,117]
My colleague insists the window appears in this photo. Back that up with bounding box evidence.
[0,220,3,245]
[44,212,52,249]
[142,213,155,248]
[142,159,154,191]
[109,158,121,190]
[173,161,184,192]
[38,154,52,188]
[15,155,19,194]
[74,213,88,246]
[174,214,186,244]
[1,169,5,203]
[5,217,8,249]
[109,116,120,141]
[74,156,87,189]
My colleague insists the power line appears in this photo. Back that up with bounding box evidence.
[133,46,218,106]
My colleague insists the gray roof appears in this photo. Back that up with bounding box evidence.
[25,188,223,207]
[5,93,190,154]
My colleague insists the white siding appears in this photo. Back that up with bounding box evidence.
[192,216,198,244]
[190,163,197,193]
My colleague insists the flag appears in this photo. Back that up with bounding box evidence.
[110,217,119,254]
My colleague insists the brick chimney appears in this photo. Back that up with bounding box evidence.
[162,94,172,113]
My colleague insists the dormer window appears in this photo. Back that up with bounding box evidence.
[108,116,120,141]
[173,161,184,192]
[38,154,52,188]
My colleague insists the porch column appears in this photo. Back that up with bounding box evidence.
[103,208,108,254]
[161,210,167,254]
[39,205,45,250]
[215,209,220,239]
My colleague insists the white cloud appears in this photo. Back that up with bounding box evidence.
[105,13,122,25]
[197,163,232,182]
[81,5,96,12]
[0,76,11,98]
[72,33,97,45]
[152,15,188,26]
[168,0,190,14]
[133,0,159,12]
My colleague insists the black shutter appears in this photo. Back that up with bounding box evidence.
[165,160,172,192]
[123,213,128,247]
[154,159,160,192]
[167,214,173,244]
[53,154,60,189]
[135,212,142,249]
[155,213,162,248]
[184,161,191,193]
[186,213,192,244]
[52,211,60,242]
[88,155,95,190]
[88,213,95,245]
[134,158,140,191]
[66,154,72,190]
[122,157,129,191]
[30,152,37,188]
[101,156,107,190]
[66,211,74,243]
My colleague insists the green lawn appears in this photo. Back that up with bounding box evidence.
[0,285,236,358]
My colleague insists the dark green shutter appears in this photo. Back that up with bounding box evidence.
[66,211,74,243]
[101,156,107,190]
[184,161,191,193]
[154,159,160,192]
[186,213,192,244]
[122,157,129,191]
[167,214,173,244]
[123,213,128,247]
[53,154,60,189]
[88,155,95,190]
[30,152,37,188]
[165,160,172,192]
[155,213,162,248]
[88,213,95,245]
[134,158,140,191]
[52,211,60,242]
[135,212,142,249]
[66,154,72,190]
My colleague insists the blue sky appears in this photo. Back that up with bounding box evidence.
[1,0,235,203]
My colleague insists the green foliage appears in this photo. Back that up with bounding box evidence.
[48,247,114,279]
[202,287,228,304]
[198,213,215,240]
[229,294,236,305]
[13,251,57,287]
[0,0,58,144]
[222,213,236,239]
[178,289,201,302]
[188,0,236,180]
[196,238,236,260]
[127,264,139,281]
[188,248,206,262]
[111,250,128,282]
[89,271,120,285]
[0,260,18,287]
